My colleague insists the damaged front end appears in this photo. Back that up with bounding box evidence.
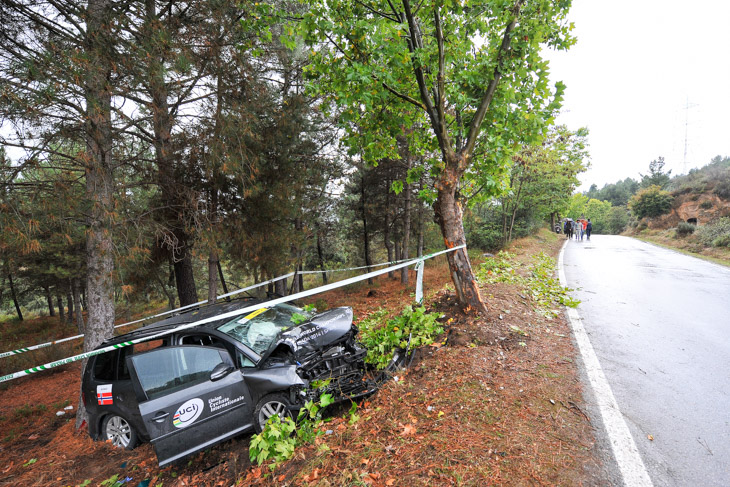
[280,308,378,401]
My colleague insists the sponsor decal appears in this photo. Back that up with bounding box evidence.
[208,395,246,413]
[173,398,204,428]
[96,384,113,406]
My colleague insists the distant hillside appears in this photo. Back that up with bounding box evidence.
[648,156,730,229]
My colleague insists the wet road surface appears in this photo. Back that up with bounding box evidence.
[562,235,730,487]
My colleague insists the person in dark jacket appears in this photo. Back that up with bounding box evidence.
[586,219,593,240]
[564,220,573,239]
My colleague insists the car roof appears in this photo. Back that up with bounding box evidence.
[100,297,264,347]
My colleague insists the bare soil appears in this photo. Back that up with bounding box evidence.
[0,232,609,486]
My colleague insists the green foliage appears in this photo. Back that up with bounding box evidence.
[695,218,730,247]
[496,126,590,243]
[628,185,673,219]
[297,0,575,207]
[640,157,672,189]
[463,207,504,252]
[249,393,334,470]
[249,415,298,468]
[357,306,444,370]
[290,313,309,325]
[477,251,578,318]
[675,222,696,238]
[585,178,640,207]
[605,206,630,235]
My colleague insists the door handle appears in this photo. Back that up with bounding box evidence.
[152,411,170,423]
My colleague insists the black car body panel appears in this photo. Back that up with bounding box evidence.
[81,298,372,466]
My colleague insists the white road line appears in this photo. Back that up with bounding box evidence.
[559,241,654,487]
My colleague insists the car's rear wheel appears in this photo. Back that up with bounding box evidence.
[102,414,138,450]
[254,393,293,433]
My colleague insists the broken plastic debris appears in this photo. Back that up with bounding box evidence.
[427,406,434,412]
[56,411,65,416]
[64,405,73,410]
[325,430,333,435]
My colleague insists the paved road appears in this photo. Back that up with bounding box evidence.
[561,235,730,487]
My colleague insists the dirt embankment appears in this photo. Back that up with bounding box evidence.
[0,232,608,486]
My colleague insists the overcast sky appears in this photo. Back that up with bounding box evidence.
[545,0,730,191]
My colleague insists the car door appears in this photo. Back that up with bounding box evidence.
[127,345,254,466]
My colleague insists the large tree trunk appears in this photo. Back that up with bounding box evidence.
[208,251,219,304]
[433,165,487,314]
[144,0,198,308]
[78,0,116,429]
[174,251,198,306]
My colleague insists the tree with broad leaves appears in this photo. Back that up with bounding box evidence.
[298,0,575,313]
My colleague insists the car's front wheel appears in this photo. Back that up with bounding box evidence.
[102,414,138,450]
[253,393,293,433]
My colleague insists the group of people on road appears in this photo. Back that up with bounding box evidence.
[563,217,592,241]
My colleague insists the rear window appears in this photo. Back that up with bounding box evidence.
[92,339,165,381]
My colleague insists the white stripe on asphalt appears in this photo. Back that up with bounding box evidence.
[559,241,653,487]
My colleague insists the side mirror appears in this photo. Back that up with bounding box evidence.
[210,363,235,381]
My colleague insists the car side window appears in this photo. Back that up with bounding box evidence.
[92,350,118,380]
[131,346,226,400]
[238,353,255,368]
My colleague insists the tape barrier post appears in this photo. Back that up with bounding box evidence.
[1,271,297,360]
[415,259,425,304]
[0,244,464,383]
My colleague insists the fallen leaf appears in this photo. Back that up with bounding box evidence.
[386,479,396,486]
[402,424,416,436]
[648,435,654,441]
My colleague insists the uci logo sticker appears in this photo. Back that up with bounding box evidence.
[172,398,204,428]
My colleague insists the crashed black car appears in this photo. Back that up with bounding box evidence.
[81,299,377,466]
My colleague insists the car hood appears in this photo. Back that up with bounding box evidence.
[280,307,354,356]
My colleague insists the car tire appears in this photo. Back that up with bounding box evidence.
[254,393,293,433]
[102,414,138,450]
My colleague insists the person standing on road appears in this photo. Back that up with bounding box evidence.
[565,220,573,239]
[586,219,592,240]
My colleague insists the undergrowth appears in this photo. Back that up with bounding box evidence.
[477,251,579,318]
[357,305,444,369]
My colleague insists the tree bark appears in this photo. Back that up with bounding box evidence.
[208,251,219,304]
[45,285,55,317]
[216,261,229,296]
[433,163,487,314]
[417,175,424,258]
[57,291,65,323]
[7,269,23,321]
[384,174,395,278]
[78,0,117,429]
[315,222,328,285]
[67,291,74,324]
[360,172,374,285]
[174,252,198,306]
[400,154,412,285]
[73,278,85,334]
